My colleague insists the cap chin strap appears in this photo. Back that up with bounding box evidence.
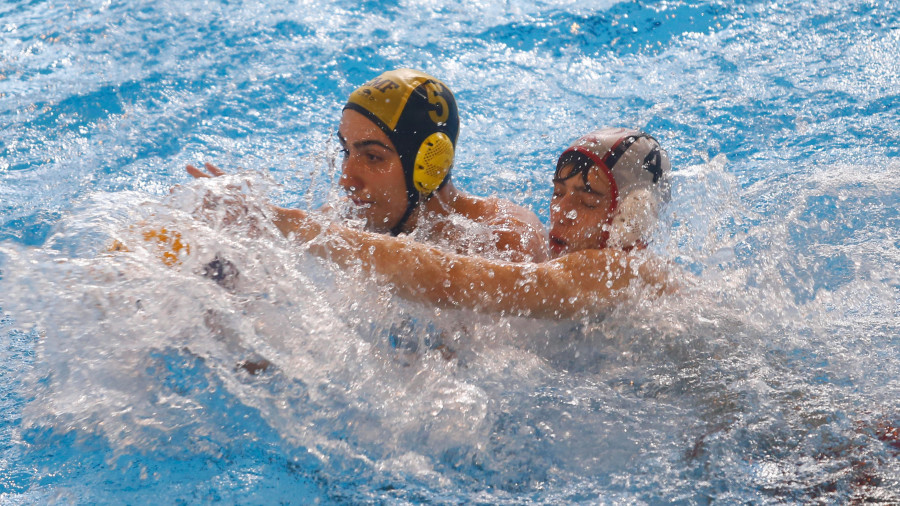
[388,175,451,236]
[390,192,420,236]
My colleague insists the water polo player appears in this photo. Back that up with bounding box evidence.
[188,68,548,263]
[549,127,671,255]
[276,127,674,319]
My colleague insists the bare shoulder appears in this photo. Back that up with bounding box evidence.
[476,195,544,228]
[466,194,549,262]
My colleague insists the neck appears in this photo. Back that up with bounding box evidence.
[398,181,462,234]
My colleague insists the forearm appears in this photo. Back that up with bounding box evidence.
[307,227,460,304]
[275,208,652,319]
[307,226,564,317]
[273,207,417,290]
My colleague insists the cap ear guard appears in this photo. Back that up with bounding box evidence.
[412,132,454,195]
[605,188,661,250]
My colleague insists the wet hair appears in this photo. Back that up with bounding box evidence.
[554,151,599,190]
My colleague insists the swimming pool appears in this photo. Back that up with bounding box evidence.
[2,0,898,503]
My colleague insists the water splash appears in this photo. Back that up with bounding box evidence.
[3,0,899,502]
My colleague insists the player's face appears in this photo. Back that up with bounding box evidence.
[337,109,409,233]
[549,165,615,258]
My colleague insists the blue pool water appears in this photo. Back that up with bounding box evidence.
[2,0,899,503]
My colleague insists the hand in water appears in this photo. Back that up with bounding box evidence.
[183,161,320,243]
[183,164,247,288]
[183,162,264,235]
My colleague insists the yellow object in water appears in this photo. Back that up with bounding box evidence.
[108,227,190,266]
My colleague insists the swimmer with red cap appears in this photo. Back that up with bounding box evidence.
[276,126,674,319]
[549,127,671,255]
[189,69,548,263]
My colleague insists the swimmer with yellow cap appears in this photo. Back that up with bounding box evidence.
[341,68,459,235]
[261,126,674,319]
[188,68,548,263]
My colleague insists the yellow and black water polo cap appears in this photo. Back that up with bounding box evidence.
[344,69,459,234]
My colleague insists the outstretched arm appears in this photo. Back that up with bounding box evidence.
[185,162,226,179]
[300,219,665,319]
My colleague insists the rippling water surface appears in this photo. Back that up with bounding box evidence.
[2,0,899,503]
